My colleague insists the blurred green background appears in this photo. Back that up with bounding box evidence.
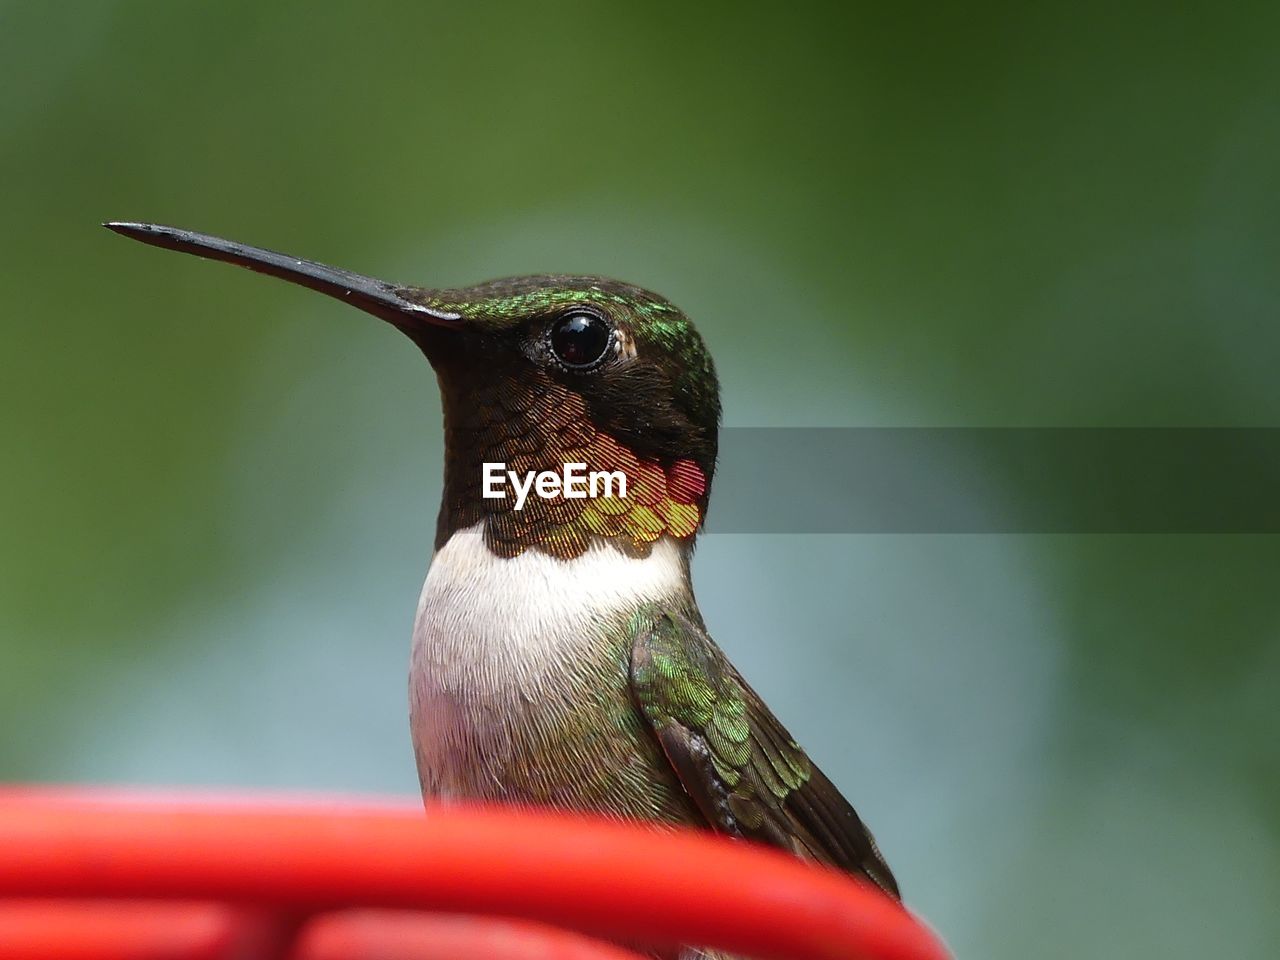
[3,3,1278,957]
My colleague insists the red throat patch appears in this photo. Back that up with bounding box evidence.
[442,380,710,559]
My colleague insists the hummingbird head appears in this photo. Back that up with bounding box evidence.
[106,224,720,560]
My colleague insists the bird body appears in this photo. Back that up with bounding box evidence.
[410,522,696,823]
[107,221,900,958]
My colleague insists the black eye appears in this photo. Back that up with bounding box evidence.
[549,311,613,369]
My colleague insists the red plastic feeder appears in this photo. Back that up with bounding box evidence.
[0,786,948,960]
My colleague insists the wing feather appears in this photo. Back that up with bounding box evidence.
[629,606,899,898]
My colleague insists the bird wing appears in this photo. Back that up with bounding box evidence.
[628,604,900,898]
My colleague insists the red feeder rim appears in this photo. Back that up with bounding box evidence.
[0,786,949,960]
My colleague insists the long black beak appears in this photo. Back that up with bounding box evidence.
[104,222,461,325]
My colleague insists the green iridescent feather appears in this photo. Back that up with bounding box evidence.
[628,604,900,898]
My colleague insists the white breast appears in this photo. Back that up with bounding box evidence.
[408,524,688,800]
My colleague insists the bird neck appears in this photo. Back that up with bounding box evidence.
[431,373,711,561]
[423,523,694,630]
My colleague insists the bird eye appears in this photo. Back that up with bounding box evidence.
[549,311,613,369]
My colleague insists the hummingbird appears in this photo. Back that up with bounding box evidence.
[106,222,899,955]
